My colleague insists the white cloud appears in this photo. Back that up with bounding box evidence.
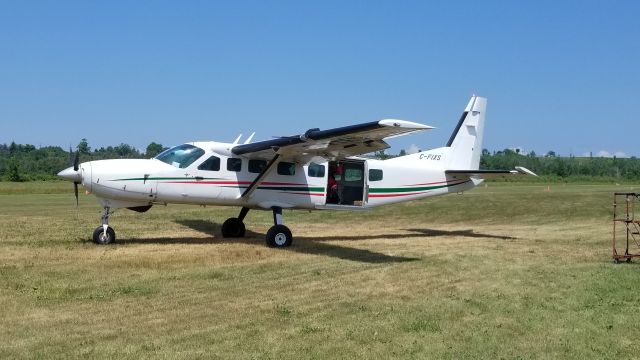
[406,144,421,154]
[509,146,526,154]
[591,150,628,158]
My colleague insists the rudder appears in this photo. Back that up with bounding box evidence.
[446,96,486,170]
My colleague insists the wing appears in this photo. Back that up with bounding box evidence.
[446,166,538,179]
[231,119,433,161]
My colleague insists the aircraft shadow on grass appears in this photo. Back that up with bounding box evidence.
[118,220,514,264]
[404,228,517,241]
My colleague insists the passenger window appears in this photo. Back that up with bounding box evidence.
[277,162,296,176]
[369,169,383,181]
[308,163,325,178]
[249,159,267,173]
[227,158,242,172]
[344,168,362,182]
[198,156,220,171]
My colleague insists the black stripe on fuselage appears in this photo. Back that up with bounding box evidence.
[445,170,512,174]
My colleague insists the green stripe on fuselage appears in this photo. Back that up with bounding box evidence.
[369,181,467,193]
[258,186,324,192]
[221,185,324,193]
[111,177,224,181]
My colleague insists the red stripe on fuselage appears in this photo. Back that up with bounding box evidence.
[369,191,429,198]
[163,180,309,186]
[281,192,325,197]
[404,180,453,186]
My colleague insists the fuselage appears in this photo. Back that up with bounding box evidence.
[55,95,500,247]
[67,141,479,211]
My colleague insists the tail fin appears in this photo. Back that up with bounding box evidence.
[446,95,486,170]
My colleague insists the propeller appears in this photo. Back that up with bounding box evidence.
[58,149,83,207]
[72,150,80,206]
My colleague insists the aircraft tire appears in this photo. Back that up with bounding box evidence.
[221,218,246,238]
[92,226,116,245]
[266,225,292,248]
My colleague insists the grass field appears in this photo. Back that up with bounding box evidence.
[1,182,640,359]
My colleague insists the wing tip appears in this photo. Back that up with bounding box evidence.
[378,119,434,130]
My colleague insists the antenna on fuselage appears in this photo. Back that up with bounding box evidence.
[232,134,243,145]
[244,132,255,144]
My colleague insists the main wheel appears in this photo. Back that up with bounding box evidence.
[266,225,292,248]
[221,217,246,238]
[92,226,116,245]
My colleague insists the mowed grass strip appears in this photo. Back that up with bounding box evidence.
[0,182,639,359]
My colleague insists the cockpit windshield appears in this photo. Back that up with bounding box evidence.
[155,144,205,168]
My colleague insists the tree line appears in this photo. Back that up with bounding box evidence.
[0,140,165,181]
[0,140,639,182]
[480,149,640,182]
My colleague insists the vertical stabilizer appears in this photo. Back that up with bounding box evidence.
[446,96,486,170]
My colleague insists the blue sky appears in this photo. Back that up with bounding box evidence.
[1,1,638,157]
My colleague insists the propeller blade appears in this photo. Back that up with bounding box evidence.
[73,150,80,171]
[74,182,79,207]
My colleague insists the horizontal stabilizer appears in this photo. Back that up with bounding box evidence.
[446,166,538,179]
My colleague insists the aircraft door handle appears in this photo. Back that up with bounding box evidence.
[195,176,204,181]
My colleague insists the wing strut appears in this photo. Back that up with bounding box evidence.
[240,153,281,199]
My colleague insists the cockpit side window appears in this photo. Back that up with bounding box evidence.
[198,156,221,171]
[155,144,205,169]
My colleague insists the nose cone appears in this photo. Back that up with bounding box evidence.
[57,166,82,183]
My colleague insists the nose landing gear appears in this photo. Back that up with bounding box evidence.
[93,207,116,245]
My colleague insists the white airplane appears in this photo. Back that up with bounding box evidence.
[58,95,535,247]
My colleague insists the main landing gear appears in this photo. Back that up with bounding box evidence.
[266,207,292,247]
[221,207,248,238]
[93,207,116,245]
[221,206,293,248]
[90,206,293,248]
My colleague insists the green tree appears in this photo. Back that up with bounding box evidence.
[145,142,164,157]
[374,150,392,160]
[7,159,23,182]
[114,143,135,157]
[398,149,407,157]
[77,138,91,154]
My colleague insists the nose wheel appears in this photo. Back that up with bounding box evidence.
[93,225,116,244]
[92,207,116,245]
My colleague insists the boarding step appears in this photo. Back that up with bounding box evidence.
[317,204,371,212]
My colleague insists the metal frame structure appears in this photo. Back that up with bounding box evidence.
[613,192,640,263]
